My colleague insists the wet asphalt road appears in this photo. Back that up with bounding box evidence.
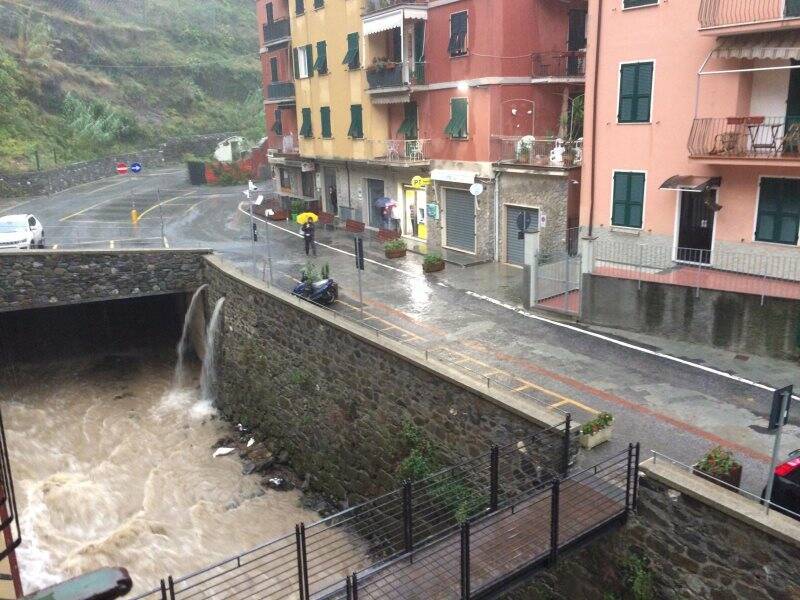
[3,167,800,497]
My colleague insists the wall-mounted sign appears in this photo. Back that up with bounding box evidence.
[539,212,547,229]
[411,176,432,189]
[426,203,440,219]
[301,162,315,172]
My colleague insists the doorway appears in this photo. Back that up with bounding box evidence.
[676,190,716,264]
[367,178,386,228]
[402,187,427,240]
[324,168,337,215]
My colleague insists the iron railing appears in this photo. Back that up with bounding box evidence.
[698,0,800,29]
[262,19,291,44]
[362,0,428,16]
[267,81,295,101]
[365,139,429,163]
[491,136,582,167]
[366,62,405,89]
[129,423,575,600]
[688,117,800,159]
[590,239,800,301]
[532,51,587,80]
[0,410,20,563]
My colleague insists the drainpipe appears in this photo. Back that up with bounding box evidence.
[346,161,352,215]
[494,171,501,261]
[587,0,604,237]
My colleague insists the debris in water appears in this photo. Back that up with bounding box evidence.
[213,447,235,458]
[247,438,255,448]
[266,477,294,491]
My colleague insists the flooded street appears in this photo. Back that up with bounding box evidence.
[2,353,319,596]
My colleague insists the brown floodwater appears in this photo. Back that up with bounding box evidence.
[1,353,320,596]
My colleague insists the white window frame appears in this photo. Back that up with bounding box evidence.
[297,46,311,79]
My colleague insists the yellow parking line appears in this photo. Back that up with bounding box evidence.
[137,191,193,220]
[514,383,531,392]
[59,197,118,222]
[550,399,600,415]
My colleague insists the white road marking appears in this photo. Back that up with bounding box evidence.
[465,291,800,400]
[109,240,115,249]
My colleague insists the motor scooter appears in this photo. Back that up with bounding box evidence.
[292,274,338,306]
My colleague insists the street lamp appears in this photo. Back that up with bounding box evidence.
[457,81,469,93]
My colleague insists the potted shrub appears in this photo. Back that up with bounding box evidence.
[384,238,407,259]
[693,446,743,490]
[579,412,613,449]
[423,253,445,273]
[290,199,304,222]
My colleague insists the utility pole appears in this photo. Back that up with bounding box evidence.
[765,385,793,514]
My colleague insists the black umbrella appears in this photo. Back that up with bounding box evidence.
[373,196,395,208]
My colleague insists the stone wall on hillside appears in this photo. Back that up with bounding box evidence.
[0,249,209,312]
[203,257,571,503]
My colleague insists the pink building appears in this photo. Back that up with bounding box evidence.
[581,0,800,277]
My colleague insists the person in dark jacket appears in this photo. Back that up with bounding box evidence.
[302,220,317,256]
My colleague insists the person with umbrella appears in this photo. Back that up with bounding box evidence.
[374,196,395,229]
[297,212,318,257]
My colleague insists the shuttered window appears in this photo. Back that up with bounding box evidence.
[448,11,468,56]
[320,106,332,138]
[314,0,324,8]
[271,109,282,135]
[296,0,304,15]
[444,98,468,139]
[314,41,328,74]
[348,104,363,139]
[624,0,658,7]
[270,57,279,82]
[343,32,360,69]
[300,107,313,138]
[611,171,645,228]
[397,102,418,139]
[618,62,653,123]
[294,46,313,78]
[756,178,800,245]
[292,47,300,79]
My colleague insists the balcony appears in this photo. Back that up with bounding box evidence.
[366,61,424,102]
[362,0,428,17]
[688,116,800,165]
[698,0,800,34]
[531,51,586,84]
[363,139,429,165]
[267,81,295,102]
[491,136,583,168]
[263,19,291,46]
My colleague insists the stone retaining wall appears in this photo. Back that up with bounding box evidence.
[202,255,571,503]
[0,249,210,312]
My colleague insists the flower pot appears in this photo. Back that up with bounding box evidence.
[269,209,288,221]
[692,463,743,490]
[423,260,445,273]
[580,425,613,449]
[385,248,407,259]
[290,212,299,222]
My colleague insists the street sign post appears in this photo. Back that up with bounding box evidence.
[255,194,274,285]
[765,385,793,514]
[354,237,365,320]
[115,162,128,175]
[130,162,142,174]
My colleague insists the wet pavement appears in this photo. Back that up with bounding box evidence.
[4,167,800,497]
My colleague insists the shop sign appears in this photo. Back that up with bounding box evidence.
[411,176,432,189]
[426,203,440,219]
[301,162,316,172]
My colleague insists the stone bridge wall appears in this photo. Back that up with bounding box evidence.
[0,249,210,312]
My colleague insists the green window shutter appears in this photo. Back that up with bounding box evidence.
[612,172,645,228]
[397,102,418,139]
[618,62,653,123]
[445,98,468,138]
[305,44,314,77]
[348,104,363,138]
[293,48,300,80]
[314,0,324,8]
[300,107,313,138]
[270,57,279,82]
[314,41,328,74]
[321,106,332,138]
[756,178,800,244]
[343,32,360,69]
[296,0,304,15]
[272,109,283,135]
[413,21,425,83]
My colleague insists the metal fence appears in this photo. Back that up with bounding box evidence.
[263,19,291,44]
[490,136,582,167]
[531,51,586,79]
[362,0,428,16]
[591,239,800,300]
[129,424,573,600]
[688,116,800,159]
[0,410,21,563]
[364,139,429,163]
[698,0,791,28]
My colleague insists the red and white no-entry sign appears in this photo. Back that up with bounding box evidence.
[115,162,128,175]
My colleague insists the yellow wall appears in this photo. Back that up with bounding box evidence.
[290,0,389,161]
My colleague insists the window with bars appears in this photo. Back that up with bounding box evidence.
[348,104,363,139]
[448,11,467,57]
[444,98,468,139]
[300,107,313,138]
[618,62,653,123]
[314,41,328,74]
[756,178,800,245]
[343,32,360,69]
[611,171,645,228]
[321,106,332,138]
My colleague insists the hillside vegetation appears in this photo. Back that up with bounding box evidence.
[0,0,264,172]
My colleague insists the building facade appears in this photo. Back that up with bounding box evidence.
[258,0,587,263]
[581,0,800,277]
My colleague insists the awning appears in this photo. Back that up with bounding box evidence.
[363,8,427,36]
[370,92,411,104]
[713,32,800,61]
[660,175,721,192]
[431,169,476,184]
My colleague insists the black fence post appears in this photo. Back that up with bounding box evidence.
[633,442,641,510]
[402,480,413,553]
[300,523,310,600]
[167,576,176,600]
[159,579,167,600]
[460,521,470,600]
[562,414,572,476]
[352,572,359,600]
[489,444,499,512]
[549,479,560,565]
[345,575,353,600]
[295,524,306,600]
[625,443,634,513]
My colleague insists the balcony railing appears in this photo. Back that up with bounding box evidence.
[688,116,800,160]
[367,139,429,163]
[366,61,425,90]
[362,0,428,16]
[532,51,586,80]
[263,18,291,44]
[698,0,800,29]
[491,136,583,167]
[267,81,295,100]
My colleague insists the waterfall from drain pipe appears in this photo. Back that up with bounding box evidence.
[173,284,208,388]
[200,297,225,403]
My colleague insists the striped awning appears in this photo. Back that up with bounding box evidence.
[363,7,427,37]
[713,32,800,60]
[370,92,411,104]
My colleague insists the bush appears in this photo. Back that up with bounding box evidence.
[384,238,407,251]
[423,253,443,266]
[291,199,304,214]
[581,412,613,435]
[696,446,740,476]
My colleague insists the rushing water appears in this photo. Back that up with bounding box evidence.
[174,284,208,388]
[2,354,320,595]
[200,298,225,404]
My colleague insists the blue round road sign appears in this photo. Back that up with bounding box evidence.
[130,162,142,173]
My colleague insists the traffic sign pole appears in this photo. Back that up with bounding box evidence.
[354,237,364,320]
[765,385,793,514]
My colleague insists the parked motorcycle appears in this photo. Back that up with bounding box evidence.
[292,275,338,306]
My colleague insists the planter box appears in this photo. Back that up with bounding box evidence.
[385,248,407,259]
[423,260,445,273]
[692,463,742,490]
[580,425,613,449]
[269,210,289,221]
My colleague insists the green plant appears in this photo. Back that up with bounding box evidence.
[289,368,314,391]
[384,238,407,251]
[696,446,740,476]
[320,262,330,279]
[620,553,654,600]
[581,412,613,435]
[291,199,304,214]
[301,261,321,283]
[423,253,443,266]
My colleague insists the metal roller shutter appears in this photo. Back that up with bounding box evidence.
[444,188,475,252]
[506,206,539,265]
